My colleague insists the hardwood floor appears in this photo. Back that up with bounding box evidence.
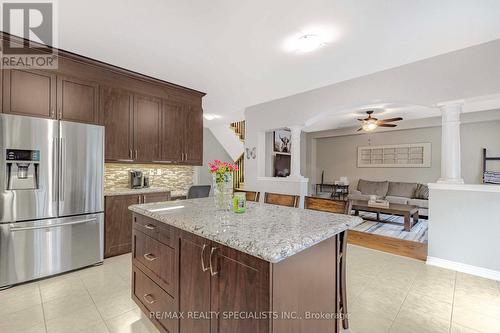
[347,230,428,261]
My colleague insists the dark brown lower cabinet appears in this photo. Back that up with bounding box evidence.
[179,233,211,333]
[209,243,270,333]
[104,191,171,258]
[131,213,346,333]
[105,194,140,258]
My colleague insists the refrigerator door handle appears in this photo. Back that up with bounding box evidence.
[59,138,65,201]
[52,137,58,203]
[9,218,97,232]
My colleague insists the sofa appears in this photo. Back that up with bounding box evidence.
[348,179,429,216]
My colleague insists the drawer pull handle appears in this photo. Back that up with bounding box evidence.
[201,244,209,272]
[144,224,156,230]
[143,253,157,261]
[143,293,156,304]
[209,247,218,276]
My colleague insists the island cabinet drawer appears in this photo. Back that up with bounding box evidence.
[133,266,178,333]
[133,213,174,247]
[133,229,176,297]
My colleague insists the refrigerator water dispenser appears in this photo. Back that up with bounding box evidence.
[6,149,40,190]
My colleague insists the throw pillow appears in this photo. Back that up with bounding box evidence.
[414,184,429,199]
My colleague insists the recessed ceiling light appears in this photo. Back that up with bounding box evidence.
[295,34,325,53]
[203,113,221,120]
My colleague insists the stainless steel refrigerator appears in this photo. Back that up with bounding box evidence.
[0,114,104,288]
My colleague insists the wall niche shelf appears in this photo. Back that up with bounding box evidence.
[357,143,431,168]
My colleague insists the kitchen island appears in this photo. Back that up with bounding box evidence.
[129,197,362,333]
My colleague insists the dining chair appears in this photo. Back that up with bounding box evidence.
[303,196,351,215]
[304,195,351,330]
[187,185,211,199]
[264,192,299,207]
[234,190,260,202]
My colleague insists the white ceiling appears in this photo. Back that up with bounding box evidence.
[57,0,500,125]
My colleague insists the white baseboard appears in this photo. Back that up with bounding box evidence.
[427,256,500,281]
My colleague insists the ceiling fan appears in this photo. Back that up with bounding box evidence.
[357,110,403,132]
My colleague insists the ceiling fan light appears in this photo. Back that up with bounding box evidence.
[362,121,378,131]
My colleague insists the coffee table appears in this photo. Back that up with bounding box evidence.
[351,200,419,231]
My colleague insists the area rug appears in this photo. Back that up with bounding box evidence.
[350,212,428,243]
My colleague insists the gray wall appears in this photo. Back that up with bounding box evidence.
[199,128,233,185]
[311,119,500,187]
[429,187,500,273]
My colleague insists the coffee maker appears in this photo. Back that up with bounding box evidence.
[129,170,144,189]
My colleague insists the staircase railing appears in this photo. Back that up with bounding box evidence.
[230,121,245,141]
[230,120,245,189]
[233,153,244,189]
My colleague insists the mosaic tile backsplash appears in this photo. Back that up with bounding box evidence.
[104,163,194,194]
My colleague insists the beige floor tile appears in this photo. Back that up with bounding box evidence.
[39,274,88,302]
[74,322,110,333]
[400,291,452,321]
[372,270,416,292]
[390,306,450,333]
[4,246,498,333]
[451,323,482,333]
[42,291,94,320]
[455,272,500,298]
[87,279,132,304]
[0,304,45,333]
[105,308,160,333]
[351,284,407,321]
[348,262,384,278]
[18,323,47,333]
[410,276,455,303]
[38,270,81,287]
[0,282,41,316]
[417,264,457,282]
[453,305,500,333]
[95,291,139,320]
[349,304,393,333]
[45,304,103,333]
[347,273,371,301]
[454,289,500,320]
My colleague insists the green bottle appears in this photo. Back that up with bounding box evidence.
[233,192,246,213]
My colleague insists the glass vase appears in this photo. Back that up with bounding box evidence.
[212,173,233,211]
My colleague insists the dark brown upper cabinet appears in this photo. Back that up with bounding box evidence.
[102,86,134,161]
[2,69,57,118]
[1,33,205,166]
[183,105,203,165]
[160,100,185,163]
[134,94,161,162]
[57,75,100,124]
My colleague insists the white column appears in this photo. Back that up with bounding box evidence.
[289,125,304,179]
[437,101,464,184]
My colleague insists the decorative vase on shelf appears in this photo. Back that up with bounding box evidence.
[208,160,238,211]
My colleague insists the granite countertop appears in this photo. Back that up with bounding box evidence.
[129,197,362,263]
[104,187,187,198]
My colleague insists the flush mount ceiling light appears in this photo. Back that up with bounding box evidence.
[295,34,325,53]
[283,25,338,54]
[203,113,221,120]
